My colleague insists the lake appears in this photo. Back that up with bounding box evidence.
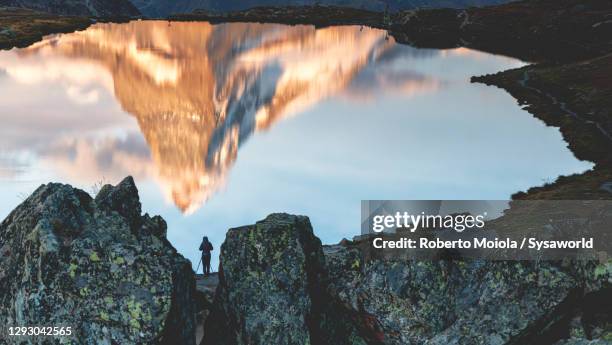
[0,20,592,269]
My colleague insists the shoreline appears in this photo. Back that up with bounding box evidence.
[1,6,610,208]
[0,8,91,49]
[1,3,610,344]
[171,1,612,201]
[0,7,140,50]
[473,56,612,200]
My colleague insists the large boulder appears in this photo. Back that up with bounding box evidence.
[326,244,571,344]
[203,213,611,345]
[324,243,611,345]
[0,177,195,345]
[203,213,365,345]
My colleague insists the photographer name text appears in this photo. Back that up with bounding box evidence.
[372,237,594,250]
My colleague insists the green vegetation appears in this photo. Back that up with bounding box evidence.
[0,8,90,50]
[474,54,612,201]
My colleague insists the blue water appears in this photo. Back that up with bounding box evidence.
[0,21,592,270]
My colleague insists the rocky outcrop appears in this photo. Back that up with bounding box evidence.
[203,213,611,345]
[203,213,365,345]
[325,244,611,345]
[0,0,140,17]
[0,177,195,344]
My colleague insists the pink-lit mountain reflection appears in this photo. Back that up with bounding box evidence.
[0,21,444,213]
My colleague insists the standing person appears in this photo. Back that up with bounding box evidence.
[199,236,214,276]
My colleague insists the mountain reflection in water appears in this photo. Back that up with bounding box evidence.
[0,21,443,214]
[0,20,595,267]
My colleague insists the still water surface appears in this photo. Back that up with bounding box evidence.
[0,21,592,268]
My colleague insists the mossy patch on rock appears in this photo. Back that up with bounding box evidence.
[202,213,611,345]
[0,176,196,345]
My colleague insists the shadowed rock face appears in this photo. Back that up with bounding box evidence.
[204,213,612,345]
[0,177,195,344]
[204,213,366,345]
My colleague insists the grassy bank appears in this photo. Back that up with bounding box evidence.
[0,7,90,50]
[175,0,612,200]
[474,55,612,200]
[2,1,611,200]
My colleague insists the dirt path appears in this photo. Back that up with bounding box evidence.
[519,70,612,142]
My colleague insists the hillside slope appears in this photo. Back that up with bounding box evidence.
[130,0,511,18]
[0,8,90,49]
[0,0,140,17]
[173,0,612,202]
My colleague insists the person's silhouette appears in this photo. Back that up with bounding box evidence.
[199,236,214,276]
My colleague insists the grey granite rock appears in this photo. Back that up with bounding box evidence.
[0,177,195,345]
[202,213,611,345]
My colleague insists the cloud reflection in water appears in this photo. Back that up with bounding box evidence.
[0,21,441,213]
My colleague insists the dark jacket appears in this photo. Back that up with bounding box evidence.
[199,238,213,256]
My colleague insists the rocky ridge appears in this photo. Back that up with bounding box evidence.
[201,213,612,345]
[203,214,364,345]
[0,177,196,344]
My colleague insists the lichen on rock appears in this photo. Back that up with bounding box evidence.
[202,213,611,345]
[203,213,365,345]
[0,176,196,345]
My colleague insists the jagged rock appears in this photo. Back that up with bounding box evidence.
[327,244,569,344]
[203,213,610,345]
[0,176,195,345]
[325,243,612,345]
[203,213,365,345]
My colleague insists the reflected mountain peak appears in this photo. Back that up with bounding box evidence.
[1,21,443,214]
